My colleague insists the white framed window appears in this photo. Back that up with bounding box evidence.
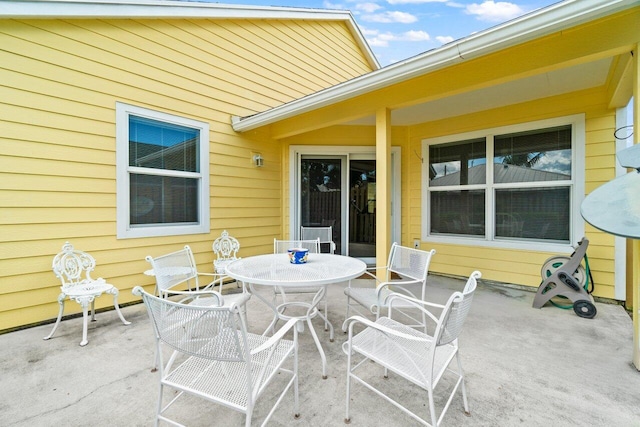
[116,102,210,239]
[422,115,584,252]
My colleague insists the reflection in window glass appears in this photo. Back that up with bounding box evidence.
[130,174,198,225]
[425,122,575,244]
[495,187,569,240]
[129,116,199,173]
[430,190,485,236]
[429,139,486,186]
[128,115,200,226]
[494,126,571,183]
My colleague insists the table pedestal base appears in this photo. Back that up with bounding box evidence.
[250,284,333,379]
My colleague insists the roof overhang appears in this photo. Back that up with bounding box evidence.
[0,0,379,70]
[231,0,638,133]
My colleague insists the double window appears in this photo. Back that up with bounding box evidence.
[423,116,584,248]
[116,103,210,238]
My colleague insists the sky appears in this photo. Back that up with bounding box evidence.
[196,0,561,66]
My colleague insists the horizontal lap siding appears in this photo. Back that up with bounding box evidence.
[0,17,373,330]
[407,89,619,299]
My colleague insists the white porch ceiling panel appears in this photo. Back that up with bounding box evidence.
[346,57,613,126]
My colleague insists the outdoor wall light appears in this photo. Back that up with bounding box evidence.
[253,154,264,167]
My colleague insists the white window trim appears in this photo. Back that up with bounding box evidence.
[613,102,633,299]
[116,102,210,239]
[421,114,585,254]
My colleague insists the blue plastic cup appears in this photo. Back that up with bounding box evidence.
[288,248,309,264]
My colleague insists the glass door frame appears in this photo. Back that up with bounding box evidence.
[289,145,401,264]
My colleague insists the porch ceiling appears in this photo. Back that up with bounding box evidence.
[345,57,614,126]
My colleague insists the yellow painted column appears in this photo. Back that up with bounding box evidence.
[376,108,392,272]
[632,43,640,370]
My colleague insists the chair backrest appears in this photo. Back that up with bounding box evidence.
[274,239,321,254]
[212,230,240,267]
[145,245,199,296]
[387,243,436,284]
[52,241,97,287]
[435,271,481,346]
[300,226,335,253]
[135,287,248,362]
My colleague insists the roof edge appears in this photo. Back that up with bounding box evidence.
[231,0,638,133]
[1,0,352,19]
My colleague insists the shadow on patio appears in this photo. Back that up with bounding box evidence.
[1,274,639,426]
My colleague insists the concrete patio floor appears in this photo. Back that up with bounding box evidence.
[2,274,640,426]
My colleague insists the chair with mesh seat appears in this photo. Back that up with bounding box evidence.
[146,245,249,307]
[301,226,336,254]
[342,271,481,426]
[344,243,436,332]
[133,286,299,427]
[145,245,250,370]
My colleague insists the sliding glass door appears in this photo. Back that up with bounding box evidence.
[292,147,400,264]
[300,157,343,253]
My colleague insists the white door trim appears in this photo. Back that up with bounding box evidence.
[289,145,401,260]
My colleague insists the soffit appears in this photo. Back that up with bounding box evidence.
[346,57,613,126]
[232,0,638,134]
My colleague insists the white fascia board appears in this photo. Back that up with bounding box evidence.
[0,0,351,19]
[231,0,638,133]
[343,10,380,70]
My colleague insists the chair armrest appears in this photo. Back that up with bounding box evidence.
[342,315,429,342]
[228,292,252,311]
[199,272,233,290]
[385,292,446,324]
[374,279,421,300]
[359,270,379,281]
[251,318,298,355]
[167,289,224,306]
[375,278,420,293]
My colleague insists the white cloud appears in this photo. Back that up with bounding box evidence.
[355,2,383,13]
[402,30,430,41]
[367,33,392,47]
[359,26,380,37]
[366,32,398,47]
[323,1,347,10]
[465,1,524,22]
[387,0,447,4]
[436,35,454,44]
[362,10,418,23]
[366,29,430,47]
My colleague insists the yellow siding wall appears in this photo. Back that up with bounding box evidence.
[277,86,620,299]
[0,17,373,330]
[274,84,621,299]
[406,88,618,299]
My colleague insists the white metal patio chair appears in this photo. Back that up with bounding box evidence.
[212,229,242,291]
[43,242,131,346]
[133,286,299,427]
[146,245,249,307]
[301,226,336,254]
[145,245,250,371]
[342,270,481,426]
[300,228,336,329]
[344,243,436,331]
[272,239,333,335]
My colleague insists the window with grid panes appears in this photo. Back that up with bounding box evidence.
[116,103,209,239]
[425,122,575,244]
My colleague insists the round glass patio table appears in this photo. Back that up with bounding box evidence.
[225,253,366,379]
